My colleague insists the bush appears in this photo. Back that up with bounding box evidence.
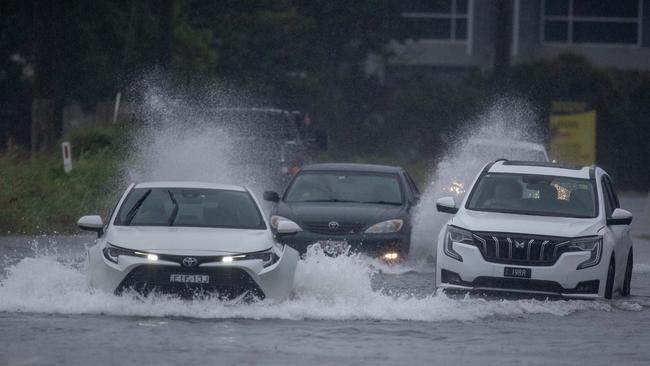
[0,128,124,234]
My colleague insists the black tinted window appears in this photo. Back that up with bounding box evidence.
[285,172,403,205]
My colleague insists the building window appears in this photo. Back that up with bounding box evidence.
[542,0,642,45]
[402,0,469,41]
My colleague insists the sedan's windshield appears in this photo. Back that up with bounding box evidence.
[466,173,597,218]
[114,188,266,229]
[285,172,403,205]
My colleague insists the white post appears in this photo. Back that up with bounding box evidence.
[61,141,72,173]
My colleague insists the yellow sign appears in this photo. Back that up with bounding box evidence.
[549,110,596,165]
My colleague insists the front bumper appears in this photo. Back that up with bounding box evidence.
[436,237,608,299]
[278,230,410,258]
[88,244,299,300]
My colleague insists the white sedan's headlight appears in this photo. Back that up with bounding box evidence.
[222,248,280,268]
[103,243,158,264]
[364,219,404,234]
[270,215,302,230]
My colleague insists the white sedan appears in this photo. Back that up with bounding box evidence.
[78,181,300,300]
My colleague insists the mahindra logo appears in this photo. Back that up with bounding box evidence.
[514,240,526,249]
[182,257,199,267]
[328,221,340,230]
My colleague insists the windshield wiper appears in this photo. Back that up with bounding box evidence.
[361,200,402,206]
[301,199,358,203]
[124,189,152,225]
[167,190,179,226]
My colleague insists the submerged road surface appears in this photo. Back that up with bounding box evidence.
[1,196,649,366]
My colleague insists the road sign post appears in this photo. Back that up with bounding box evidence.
[61,141,72,173]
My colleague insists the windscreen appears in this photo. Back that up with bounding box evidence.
[466,173,597,218]
[285,172,403,205]
[114,188,266,229]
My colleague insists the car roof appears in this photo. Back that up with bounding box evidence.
[487,160,593,179]
[133,181,247,192]
[299,163,403,174]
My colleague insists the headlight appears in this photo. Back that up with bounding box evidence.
[569,236,602,270]
[444,226,472,262]
[270,215,301,230]
[222,248,280,268]
[102,243,158,264]
[365,219,404,234]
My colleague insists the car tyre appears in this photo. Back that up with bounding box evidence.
[622,249,633,297]
[605,256,615,300]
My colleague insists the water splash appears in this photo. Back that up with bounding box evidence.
[409,98,545,259]
[121,75,278,197]
[0,242,611,321]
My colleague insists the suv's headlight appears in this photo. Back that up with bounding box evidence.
[444,226,472,262]
[102,243,158,264]
[222,248,280,268]
[270,215,301,230]
[365,219,403,234]
[569,236,602,270]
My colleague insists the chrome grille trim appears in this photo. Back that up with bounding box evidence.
[472,233,571,266]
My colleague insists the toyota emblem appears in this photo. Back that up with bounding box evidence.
[182,257,199,267]
[328,221,340,230]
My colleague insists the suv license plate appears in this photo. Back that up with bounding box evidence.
[504,267,531,279]
[169,274,210,284]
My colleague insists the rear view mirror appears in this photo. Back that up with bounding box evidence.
[436,196,458,214]
[77,215,104,236]
[276,220,301,235]
[263,191,280,202]
[607,208,632,226]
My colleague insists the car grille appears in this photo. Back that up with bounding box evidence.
[302,221,365,235]
[472,232,571,266]
[116,265,265,300]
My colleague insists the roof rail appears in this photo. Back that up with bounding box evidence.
[589,164,596,179]
[482,158,508,172]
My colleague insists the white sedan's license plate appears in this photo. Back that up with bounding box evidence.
[169,274,209,284]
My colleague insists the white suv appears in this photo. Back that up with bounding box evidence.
[435,160,634,299]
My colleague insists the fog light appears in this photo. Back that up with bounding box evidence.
[440,269,463,285]
[383,252,399,261]
[222,256,234,263]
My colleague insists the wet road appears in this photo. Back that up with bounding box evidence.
[1,196,649,366]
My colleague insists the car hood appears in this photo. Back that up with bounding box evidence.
[105,226,273,254]
[277,202,406,226]
[451,209,602,238]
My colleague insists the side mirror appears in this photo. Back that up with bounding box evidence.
[263,191,280,202]
[436,196,458,214]
[276,220,301,235]
[607,208,632,226]
[77,215,104,236]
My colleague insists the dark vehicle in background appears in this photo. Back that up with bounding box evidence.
[203,107,328,190]
[263,164,421,261]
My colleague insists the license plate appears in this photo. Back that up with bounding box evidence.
[169,274,210,284]
[504,267,531,279]
[318,240,349,255]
